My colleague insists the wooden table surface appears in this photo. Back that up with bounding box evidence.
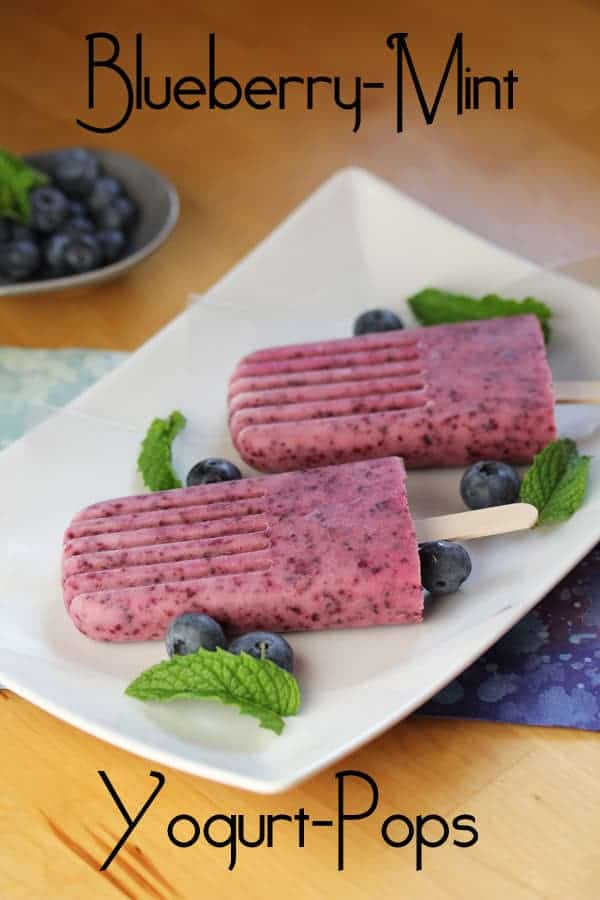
[2,2,600,897]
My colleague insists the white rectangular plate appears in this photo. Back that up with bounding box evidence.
[2,168,600,793]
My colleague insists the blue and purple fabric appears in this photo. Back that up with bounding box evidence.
[1,346,599,731]
[421,550,600,729]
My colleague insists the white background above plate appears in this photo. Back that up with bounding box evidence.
[1,167,599,792]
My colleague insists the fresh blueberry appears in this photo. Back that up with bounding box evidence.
[0,220,34,243]
[353,308,404,336]
[29,186,69,233]
[53,148,100,198]
[44,232,102,275]
[63,233,102,274]
[0,219,12,243]
[419,541,472,595]
[186,458,242,486]
[460,460,521,510]
[94,195,136,233]
[63,216,95,237]
[97,227,127,263]
[44,233,70,274]
[165,612,226,658]
[68,200,87,218]
[10,223,35,242]
[87,176,122,214]
[0,239,41,281]
[228,631,294,673]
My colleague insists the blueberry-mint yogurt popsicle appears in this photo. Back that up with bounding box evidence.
[228,314,556,472]
[62,457,422,642]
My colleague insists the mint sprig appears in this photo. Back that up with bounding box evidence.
[408,288,553,342]
[137,410,186,492]
[0,148,49,223]
[520,438,591,525]
[126,648,301,735]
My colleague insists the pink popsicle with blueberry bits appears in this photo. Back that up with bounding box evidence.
[62,457,422,642]
[228,314,556,473]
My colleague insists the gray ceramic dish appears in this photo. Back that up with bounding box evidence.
[0,148,180,296]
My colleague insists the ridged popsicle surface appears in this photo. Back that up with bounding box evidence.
[63,457,422,641]
[228,315,556,472]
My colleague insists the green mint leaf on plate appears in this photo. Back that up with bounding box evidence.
[125,647,301,735]
[0,148,49,223]
[537,456,591,525]
[407,288,553,342]
[137,410,186,491]
[520,438,591,524]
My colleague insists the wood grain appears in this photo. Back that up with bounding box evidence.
[2,1,600,897]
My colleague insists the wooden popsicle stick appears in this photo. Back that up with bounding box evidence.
[554,381,600,404]
[415,502,538,543]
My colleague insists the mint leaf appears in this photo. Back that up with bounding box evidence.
[125,648,301,735]
[408,288,553,342]
[137,410,186,491]
[537,457,591,525]
[520,438,591,525]
[519,438,578,511]
[0,148,49,223]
